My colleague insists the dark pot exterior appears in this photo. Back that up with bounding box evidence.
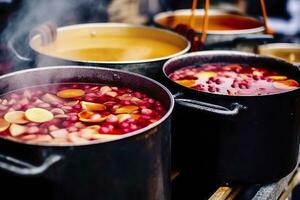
[163,51,300,184]
[0,66,174,200]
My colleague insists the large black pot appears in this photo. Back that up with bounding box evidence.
[163,51,300,184]
[0,66,174,200]
[8,23,190,80]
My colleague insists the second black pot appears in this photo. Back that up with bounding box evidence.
[163,51,300,184]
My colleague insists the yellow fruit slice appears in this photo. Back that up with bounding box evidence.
[57,89,85,99]
[78,111,107,123]
[273,79,299,90]
[115,105,139,114]
[267,76,287,81]
[4,111,29,124]
[87,125,101,130]
[0,118,10,132]
[175,80,196,88]
[25,108,54,123]
[196,71,217,78]
[117,114,132,122]
[9,124,27,137]
[81,101,106,111]
[224,64,242,71]
[91,133,120,140]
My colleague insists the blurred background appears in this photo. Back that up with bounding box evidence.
[0,0,299,73]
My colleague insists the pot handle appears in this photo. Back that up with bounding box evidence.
[174,93,247,116]
[204,34,274,49]
[29,21,57,46]
[0,154,62,176]
[233,34,274,44]
[7,35,32,62]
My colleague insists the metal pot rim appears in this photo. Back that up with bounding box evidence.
[163,50,300,98]
[154,9,265,35]
[0,66,175,147]
[29,23,191,64]
[258,43,300,50]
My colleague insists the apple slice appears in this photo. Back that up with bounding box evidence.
[175,79,196,88]
[9,124,27,137]
[78,111,107,123]
[81,101,106,111]
[68,132,89,144]
[50,129,69,138]
[25,108,54,123]
[80,127,99,139]
[57,89,85,99]
[41,93,64,104]
[4,111,29,124]
[273,79,299,90]
[99,86,112,94]
[115,105,139,114]
[0,118,10,132]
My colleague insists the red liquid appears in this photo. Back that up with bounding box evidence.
[0,83,166,145]
[169,63,299,96]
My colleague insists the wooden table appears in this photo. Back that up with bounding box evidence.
[209,168,300,200]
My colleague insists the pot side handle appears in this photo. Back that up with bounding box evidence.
[7,35,32,62]
[29,21,57,46]
[175,98,246,116]
[0,154,62,176]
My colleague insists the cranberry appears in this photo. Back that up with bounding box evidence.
[215,79,222,85]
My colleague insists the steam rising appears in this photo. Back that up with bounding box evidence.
[0,0,108,90]
[1,0,108,57]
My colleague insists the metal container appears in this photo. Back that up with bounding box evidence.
[0,66,174,200]
[258,43,300,66]
[8,23,190,80]
[163,51,300,184]
[154,9,273,51]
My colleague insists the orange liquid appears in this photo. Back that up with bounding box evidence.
[157,14,264,32]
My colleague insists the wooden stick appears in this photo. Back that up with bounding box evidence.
[188,0,198,28]
[200,0,210,44]
[226,186,243,200]
[208,186,232,200]
[278,169,300,200]
[260,0,273,35]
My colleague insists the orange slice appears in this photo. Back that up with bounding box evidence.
[117,114,132,122]
[25,108,54,123]
[267,76,287,81]
[224,64,242,71]
[9,124,27,137]
[196,71,217,78]
[252,71,264,76]
[115,105,139,114]
[273,79,299,90]
[0,118,10,132]
[81,101,106,111]
[4,111,29,124]
[57,89,85,99]
[175,79,196,88]
[78,111,107,123]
